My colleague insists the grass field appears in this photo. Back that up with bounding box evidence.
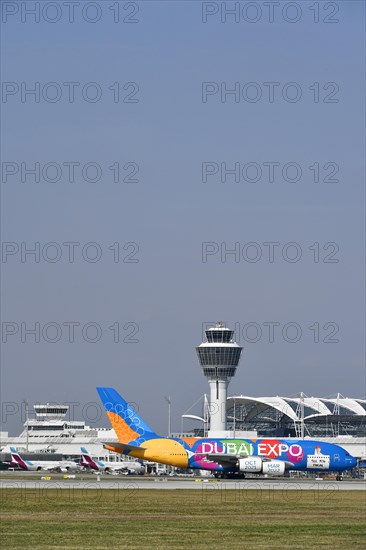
[1,489,365,549]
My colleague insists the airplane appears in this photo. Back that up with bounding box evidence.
[80,447,144,475]
[96,387,358,481]
[9,448,80,472]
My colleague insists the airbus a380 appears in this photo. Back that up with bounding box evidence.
[80,447,144,474]
[9,448,80,472]
[97,387,357,480]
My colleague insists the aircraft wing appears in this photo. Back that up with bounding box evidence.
[195,453,239,469]
[101,441,146,453]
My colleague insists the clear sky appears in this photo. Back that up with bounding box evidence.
[1,0,365,435]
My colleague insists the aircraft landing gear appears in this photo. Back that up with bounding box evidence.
[215,472,246,480]
[335,473,343,481]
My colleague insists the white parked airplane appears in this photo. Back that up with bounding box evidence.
[9,447,80,472]
[80,447,144,474]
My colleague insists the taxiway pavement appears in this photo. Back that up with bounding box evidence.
[1,475,364,491]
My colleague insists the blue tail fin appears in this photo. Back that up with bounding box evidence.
[96,387,158,445]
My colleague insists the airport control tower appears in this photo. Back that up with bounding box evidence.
[196,322,243,434]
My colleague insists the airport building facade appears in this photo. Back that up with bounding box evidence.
[226,394,366,439]
[1,322,365,464]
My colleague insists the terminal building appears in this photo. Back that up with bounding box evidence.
[1,321,365,463]
[226,395,366,439]
[0,403,122,465]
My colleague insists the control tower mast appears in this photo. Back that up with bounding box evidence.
[196,322,243,434]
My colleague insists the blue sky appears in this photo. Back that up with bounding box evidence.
[1,1,365,435]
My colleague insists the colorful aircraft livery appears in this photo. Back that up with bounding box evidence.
[96,387,357,477]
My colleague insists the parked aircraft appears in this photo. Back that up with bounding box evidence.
[9,448,80,472]
[80,447,144,474]
[96,387,357,480]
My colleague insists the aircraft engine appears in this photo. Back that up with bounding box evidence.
[238,457,262,473]
[262,461,286,476]
[238,457,286,475]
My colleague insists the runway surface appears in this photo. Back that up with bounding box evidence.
[1,474,365,491]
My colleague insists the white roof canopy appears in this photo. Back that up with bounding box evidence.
[227,395,366,422]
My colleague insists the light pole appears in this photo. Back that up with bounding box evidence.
[24,399,29,452]
[164,396,171,437]
[300,392,305,439]
[233,397,236,438]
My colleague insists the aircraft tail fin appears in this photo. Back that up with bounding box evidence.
[10,447,28,469]
[80,447,98,470]
[96,387,158,446]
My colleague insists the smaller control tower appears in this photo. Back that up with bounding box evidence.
[196,322,243,435]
